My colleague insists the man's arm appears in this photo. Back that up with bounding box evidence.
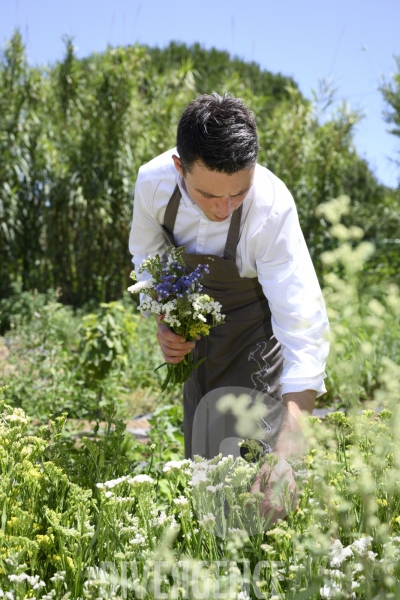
[255,182,330,400]
[274,389,316,458]
[129,171,171,284]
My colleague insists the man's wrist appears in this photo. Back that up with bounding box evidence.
[282,389,316,420]
[273,389,316,458]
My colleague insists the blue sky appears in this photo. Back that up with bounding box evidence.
[1,0,399,187]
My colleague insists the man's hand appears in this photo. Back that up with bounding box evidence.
[251,456,299,525]
[250,390,316,524]
[155,315,199,364]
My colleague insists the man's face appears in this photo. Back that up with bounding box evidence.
[172,155,255,222]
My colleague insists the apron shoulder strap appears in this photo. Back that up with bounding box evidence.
[223,203,242,262]
[162,183,181,245]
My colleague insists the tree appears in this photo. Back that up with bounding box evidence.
[381,55,400,174]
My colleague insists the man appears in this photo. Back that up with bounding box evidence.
[129,93,329,511]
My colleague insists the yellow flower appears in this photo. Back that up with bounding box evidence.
[66,556,75,571]
[53,554,62,563]
[377,499,388,507]
[26,468,42,480]
[189,322,211,338]
[36,534,53,550]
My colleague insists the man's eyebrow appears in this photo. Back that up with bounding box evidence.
[194,186,252,198]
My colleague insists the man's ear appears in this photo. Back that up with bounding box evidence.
[172,154,184,176]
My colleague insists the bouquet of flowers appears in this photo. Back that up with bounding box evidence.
[128,246,225,392]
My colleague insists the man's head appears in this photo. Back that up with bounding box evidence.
[173,93,258,222]
[176,92,259,175]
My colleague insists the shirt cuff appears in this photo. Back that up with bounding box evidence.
[281,372,327,399]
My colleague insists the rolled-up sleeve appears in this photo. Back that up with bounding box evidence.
[255,187,330,398]
[128,171,168,312]
[129,171,167,275]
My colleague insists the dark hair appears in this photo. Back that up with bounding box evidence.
[176,92,259,174]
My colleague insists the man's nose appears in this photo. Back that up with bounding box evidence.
[217,197,232,216]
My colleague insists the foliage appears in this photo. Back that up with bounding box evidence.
[318,196,400,407]
[75,301,138,387]
[0,31,196,305]
[1,378,400,598]
[145,41,301,108]
[1,31,396,307]
[0,295,148,422]
[0,281,64,335]
[381,55,400,145]
[1,191,400,596]
[1,195,400,424]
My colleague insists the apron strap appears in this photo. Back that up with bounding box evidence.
[162,183,181,245]
[223,204,242,262]
[162,183,242,261]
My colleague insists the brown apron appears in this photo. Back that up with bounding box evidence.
[162,185,284,460]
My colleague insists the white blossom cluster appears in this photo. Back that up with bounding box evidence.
[127,278,155,294]
[190,462,219,487]
[173,495,190,507]
[49,571,66,583]
[8,573,45,589]
[151,511,179,530]
[320,536,379,599]
[187,293,225,324]
[140,293,225,330]
[141,298,182,328]
[199,513,216,532]
[96,474,154,490]
[163,458,192,474]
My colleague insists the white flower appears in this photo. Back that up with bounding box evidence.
[351,536,373,556]
[206,485,216,493]
[199,513,216,531]
[294,468,310,479]
[50,571,66,583]
[163,459,191,473]
[130,533,146,546]
[320,582,342,598]
[329,539,354,567]
[8,574,26,583]
[8,574,45,589]
[328,569,345,579]
[173,496,189,507]
[191,470,209,486]
[105,491,113,498]
[128,474,154,486]
[127,278,155,294]
[320,585,332,599]
[100,476,129,489]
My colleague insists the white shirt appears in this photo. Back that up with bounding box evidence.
[129,148,330,398]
